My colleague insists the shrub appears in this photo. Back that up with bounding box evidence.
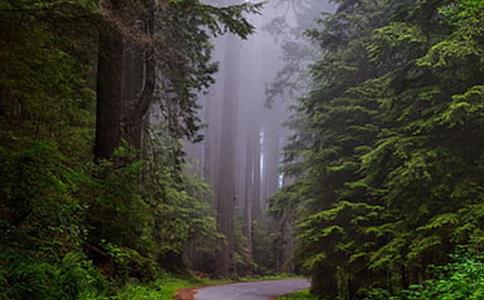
[403,252,484,300]
[361,251,484,300]
[0,252,106,300]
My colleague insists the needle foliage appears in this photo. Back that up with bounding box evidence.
[272,0,484,298]
[0,0,259,298]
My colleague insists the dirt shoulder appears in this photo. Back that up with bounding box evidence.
[175,287,199,300]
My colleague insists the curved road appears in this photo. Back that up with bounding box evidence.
[195,279,310,300]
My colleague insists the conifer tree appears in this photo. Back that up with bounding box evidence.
[274,0,484,298]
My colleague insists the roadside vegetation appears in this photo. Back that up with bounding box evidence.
[240,273,299,282]
[277,290,317,300]
[85,275,198,300]
[278,251,483,300]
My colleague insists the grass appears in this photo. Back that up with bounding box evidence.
[277,289,318,300]
[80,273,303,300]
[240,273,302,282]
[113,276,194,300]
[80,274,229,300]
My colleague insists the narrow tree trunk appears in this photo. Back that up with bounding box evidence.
[242,123,255,255]
[269,126,281,196]
[251,128,261,220]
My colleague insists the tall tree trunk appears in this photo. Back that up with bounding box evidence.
[95,25,125,161]
[122,30,144,150]
[266,121,281,198]
[251,128,261,220]
[94,3,154,161]
[215,34,240,277]
[203,85,224,189]
[242,120,256,256]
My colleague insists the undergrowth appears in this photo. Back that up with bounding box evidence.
[278,290,317,300]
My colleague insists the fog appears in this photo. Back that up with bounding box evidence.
[183,0,335,274]
[186,0,334,206]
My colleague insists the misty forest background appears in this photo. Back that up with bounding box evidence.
[0,0,483,299]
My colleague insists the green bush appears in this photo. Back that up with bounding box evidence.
[403,252,484,300]
[361,251,484,300]
[0,141,86,256]
[0,253,106,300]
[113,276,193,300]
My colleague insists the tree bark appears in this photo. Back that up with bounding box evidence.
[215,34,240,277]
[94,2,154,161]
[95,25,125,161]
[251,127,261,220]
[242,122,254,256]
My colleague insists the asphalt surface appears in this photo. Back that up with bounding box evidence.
[195,279,310,300]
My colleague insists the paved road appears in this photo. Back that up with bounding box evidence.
[195,279,310,300]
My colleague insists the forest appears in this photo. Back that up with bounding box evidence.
[0,0,483,300]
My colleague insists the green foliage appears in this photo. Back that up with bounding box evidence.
[403,252,484,300]
[169,0,262,39]
[1,0,259,297]
[0,252,106,300]
[361,251,484,300]
[154,178,220,258]
[154,0,262,141]
[86,150,151,252]
[0,5,96,163]
[277,290,318,300]
[0,3,100,297]
[273,0,484,298]
[109,275,196,300]
[251,221,276,274]
[0,141,85,256]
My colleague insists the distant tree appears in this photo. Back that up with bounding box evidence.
[214,33,241,277]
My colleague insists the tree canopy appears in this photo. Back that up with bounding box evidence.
[271,0,484,298]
